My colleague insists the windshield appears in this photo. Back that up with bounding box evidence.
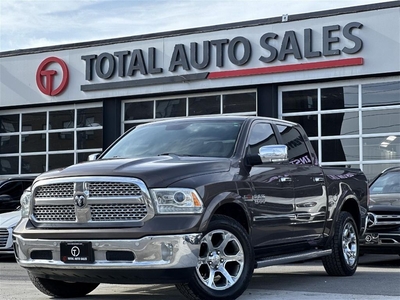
[102,120,244,159]
[370,170,400,194]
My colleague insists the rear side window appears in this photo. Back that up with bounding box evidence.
[277,125,312,164]
[370,171,400,194]
[247,123,277,155]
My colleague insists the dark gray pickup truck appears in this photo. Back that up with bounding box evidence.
[14,116,368,300]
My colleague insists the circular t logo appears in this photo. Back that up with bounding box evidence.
[36,57,69,95]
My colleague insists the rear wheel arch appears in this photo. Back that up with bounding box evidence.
[340,197,361,233]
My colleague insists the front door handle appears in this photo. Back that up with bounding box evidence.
[279,177,292,183]
[313,177,324,183]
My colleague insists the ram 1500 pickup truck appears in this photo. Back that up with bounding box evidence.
[14,116,368,300]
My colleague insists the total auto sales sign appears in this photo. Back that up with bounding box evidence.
[34,20,366,98]
[78,22,364,92]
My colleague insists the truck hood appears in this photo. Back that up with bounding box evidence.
[36,156,231,187]
[369,193,400,213]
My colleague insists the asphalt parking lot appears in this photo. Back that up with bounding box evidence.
[0,254,399,300]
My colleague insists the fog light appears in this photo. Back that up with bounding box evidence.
[161,242,173,261]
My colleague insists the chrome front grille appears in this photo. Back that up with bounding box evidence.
[88,182,142,197]
[0,229,9,247]
[33,203,148,222]
[34,182,142,198]
[35,183,74,198]
[367,212,400,227]
[34,205,76,222]
[31,177,153,225]
[90,203,147,221]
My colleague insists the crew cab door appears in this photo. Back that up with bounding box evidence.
[244,122,296,247]
[276,125,327,240]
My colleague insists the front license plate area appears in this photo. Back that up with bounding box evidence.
[60,242,94,263]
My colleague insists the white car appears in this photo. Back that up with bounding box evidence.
[0,210,21,255]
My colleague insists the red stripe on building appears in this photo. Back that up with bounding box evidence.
[207,57,364,79]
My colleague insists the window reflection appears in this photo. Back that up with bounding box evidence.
[321,111,358,136]
[247,123,277,155]
[284,115,318,137]
[49,132,74,151]
[0,115,19,132]
[156,98,186,118]
[125,101,153,120]
[0,157,18,174]
[21,155,46,174]
[49,110,74,130]
[282,89,317,113]
[49,154,74,170]
[363,136,399,161]
[362,108,400,134]
[0,136,18,154]
[321,138,359,163]
[321,86,358,110]
[223,92,256,113]
[362,81,400,107]
[77,107,102,127]
[22,112,46,131]
[22,134,46,153]
[189,95,220,115]
[77,130,103,149]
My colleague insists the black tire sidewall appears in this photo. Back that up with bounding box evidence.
[337,212,359,274]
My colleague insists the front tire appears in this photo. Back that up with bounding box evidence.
[322,211,359,276]
[28,272,99,298]
[176,215,254,300]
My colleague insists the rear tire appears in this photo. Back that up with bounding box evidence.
[322,211,359,276]
[28,272,99,298]
[176,215,254,300]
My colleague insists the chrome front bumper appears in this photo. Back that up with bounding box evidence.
[14,233,202,270]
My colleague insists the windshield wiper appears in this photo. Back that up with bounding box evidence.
[158,153,207,157]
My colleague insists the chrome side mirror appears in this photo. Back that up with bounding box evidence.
[88,153,100,161]
[259,145,288,163]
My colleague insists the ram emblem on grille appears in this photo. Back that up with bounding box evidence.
[74,193,87,208]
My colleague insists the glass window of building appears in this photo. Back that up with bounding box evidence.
[122,90,257,132]
[0,103,103,176]
[280,77,400,180]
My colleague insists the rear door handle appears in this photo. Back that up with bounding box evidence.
[313,177,324,183]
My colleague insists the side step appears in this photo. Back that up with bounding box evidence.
[256,249,332,269]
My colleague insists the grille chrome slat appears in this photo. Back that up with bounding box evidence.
[31,177,153,225]
[91,204,147,221]
[0,229,9,247]
[35,183,74,198]
[88,182,142,197]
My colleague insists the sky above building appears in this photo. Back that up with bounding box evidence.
[0,0,394,52]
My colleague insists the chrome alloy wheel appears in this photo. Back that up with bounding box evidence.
[342,221,358,266]
[196,229,245,291]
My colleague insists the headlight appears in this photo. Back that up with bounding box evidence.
[20,189,32,218]
[150,188,203,214]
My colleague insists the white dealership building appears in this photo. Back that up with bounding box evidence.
[0,1,399,179]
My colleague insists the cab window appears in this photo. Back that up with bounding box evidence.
[247,123,277,155]
[277,125,311,164]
